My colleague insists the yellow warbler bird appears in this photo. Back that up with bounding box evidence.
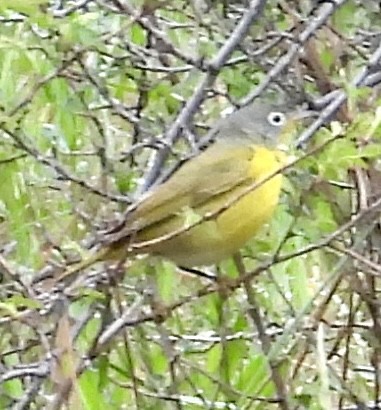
[54,100,308,283]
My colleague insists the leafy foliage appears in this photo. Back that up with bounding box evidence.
[1,1,381,409]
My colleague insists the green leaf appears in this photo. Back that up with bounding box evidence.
[79,370,108,410]
[114,170,138,195]
[155,260,178,303]
[320,47,334,72]
[236,353,268,394]
[206,344,222,373]
[0,0,48,15]
[58,14,104,48]
[130,23,147,46]
[6,295,43,310]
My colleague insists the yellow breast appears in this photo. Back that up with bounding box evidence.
[138,146,284,267]
[216,146,283,248]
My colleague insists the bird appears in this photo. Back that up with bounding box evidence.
[51,99,309,284]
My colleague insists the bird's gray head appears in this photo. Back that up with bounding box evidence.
[214,102,296,147]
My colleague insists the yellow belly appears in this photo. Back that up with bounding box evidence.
[136,147,283,267]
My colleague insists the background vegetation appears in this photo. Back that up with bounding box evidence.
[1,0,381,409]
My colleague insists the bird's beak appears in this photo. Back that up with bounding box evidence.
[291,109,318,122]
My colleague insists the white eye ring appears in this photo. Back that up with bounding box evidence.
[267,111,286,127]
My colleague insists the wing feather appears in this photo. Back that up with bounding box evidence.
[131,143,255,231]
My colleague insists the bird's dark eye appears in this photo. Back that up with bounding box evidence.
[267,111,286,127]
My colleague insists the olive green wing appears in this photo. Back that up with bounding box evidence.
[129,143,255,232]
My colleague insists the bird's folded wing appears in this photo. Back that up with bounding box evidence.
[116,144,256,237]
